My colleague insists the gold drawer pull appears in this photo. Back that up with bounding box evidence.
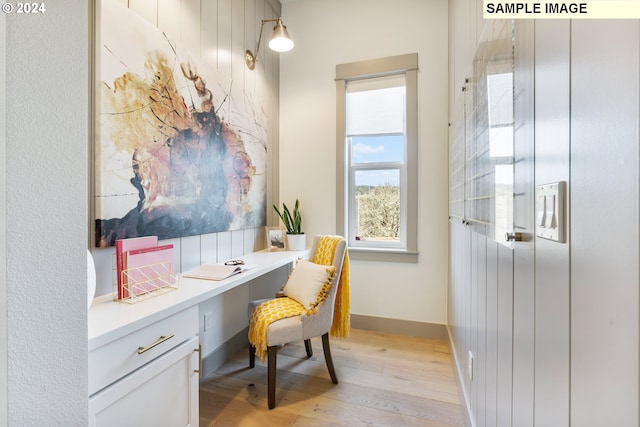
[137,334,174,354]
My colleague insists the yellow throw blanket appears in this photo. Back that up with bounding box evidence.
[249,297,305,363]
[248,236,351,363]
[313,236,351,339]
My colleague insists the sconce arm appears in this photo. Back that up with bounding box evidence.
[245,18,281,71]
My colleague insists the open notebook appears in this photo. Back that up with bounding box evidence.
[183,263,255,281]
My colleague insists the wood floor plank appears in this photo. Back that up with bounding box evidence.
[200,329,464,426]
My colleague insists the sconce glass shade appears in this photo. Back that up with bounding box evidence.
[268,19,294,52]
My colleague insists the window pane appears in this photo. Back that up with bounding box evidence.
[489,126,513,158]
[351,135,404,164]
[354,169,400,242]
[347,81,405,135]
[487,71,513,126]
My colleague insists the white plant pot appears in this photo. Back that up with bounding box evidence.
[287,234,306,251]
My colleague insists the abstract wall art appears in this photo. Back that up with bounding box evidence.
[94,1,267,247]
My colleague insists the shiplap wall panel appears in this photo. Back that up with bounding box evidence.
[496,244,513,427]
[93,0,281,303]
[217,0,232,74]
[181,0,201,56]
[469,231,479,422]
[511,19,535,427]
[180,235,201,273]
[201,233,218,264]
[231,0,244,83]
[231,230,244,258]
[216,231,232,262]
[265,0,279,227]
[570,20,640,427]
[534,19,571,427]
[243,227,258,253]
[244,0,257,93]
[449,4,640,427]
[484,240,498,427]
[475,234,487,427]
[129,0,157,26]
[157,0,181,43]
[201,1,218,68]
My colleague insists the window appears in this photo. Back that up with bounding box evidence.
[336,54,418,262]
[347,77,406,248]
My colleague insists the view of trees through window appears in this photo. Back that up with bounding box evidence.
[355,184,400,241]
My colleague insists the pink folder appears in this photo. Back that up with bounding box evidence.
[115,236,158,299]
[122,243,174,298]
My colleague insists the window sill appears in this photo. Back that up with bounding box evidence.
[347,247,418,263]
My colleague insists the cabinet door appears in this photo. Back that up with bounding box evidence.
[89,336,199,427]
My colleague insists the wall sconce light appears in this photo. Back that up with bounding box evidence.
[245,18,294,71]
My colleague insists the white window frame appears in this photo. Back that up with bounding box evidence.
[336,54,419,262]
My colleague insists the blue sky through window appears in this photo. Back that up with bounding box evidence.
[351,135,404,163]
[350,135,403,186]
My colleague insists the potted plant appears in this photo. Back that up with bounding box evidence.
[273,199,306,250]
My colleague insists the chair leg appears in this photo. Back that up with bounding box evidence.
[321,333,338,384]
[267,346,277,409]
[304,339,313,357]
[249,345,256,368]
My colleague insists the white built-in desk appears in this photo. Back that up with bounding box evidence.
[88,248,309,427]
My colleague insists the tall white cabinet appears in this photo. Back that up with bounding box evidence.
[448,3,640,426]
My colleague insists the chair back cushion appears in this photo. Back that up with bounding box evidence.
[283,259,336,311]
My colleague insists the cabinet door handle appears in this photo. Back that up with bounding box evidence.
[137,334,174,354]
[505,232,524,242]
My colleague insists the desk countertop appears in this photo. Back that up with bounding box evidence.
[88,249,309,351]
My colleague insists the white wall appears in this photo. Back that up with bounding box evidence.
[0,11,7,427]
[4,1,89,424]
[280,0,449,325]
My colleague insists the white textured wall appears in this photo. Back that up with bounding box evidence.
[5,0,89,424]
[280,0,450,325]
[1,11,7,427]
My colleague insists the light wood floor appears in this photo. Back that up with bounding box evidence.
[199,329,464,427]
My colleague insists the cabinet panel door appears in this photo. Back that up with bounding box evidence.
[89,336,199,427]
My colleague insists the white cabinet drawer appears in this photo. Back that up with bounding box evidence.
[89,306,198,396]
[89,336,199,427]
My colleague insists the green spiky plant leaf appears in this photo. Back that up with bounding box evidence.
[273,199,303,234]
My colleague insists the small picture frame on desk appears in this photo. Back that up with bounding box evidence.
[266,227,286,251]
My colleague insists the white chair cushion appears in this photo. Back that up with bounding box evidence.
[283,259,336,310]
[266,316,304,345]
